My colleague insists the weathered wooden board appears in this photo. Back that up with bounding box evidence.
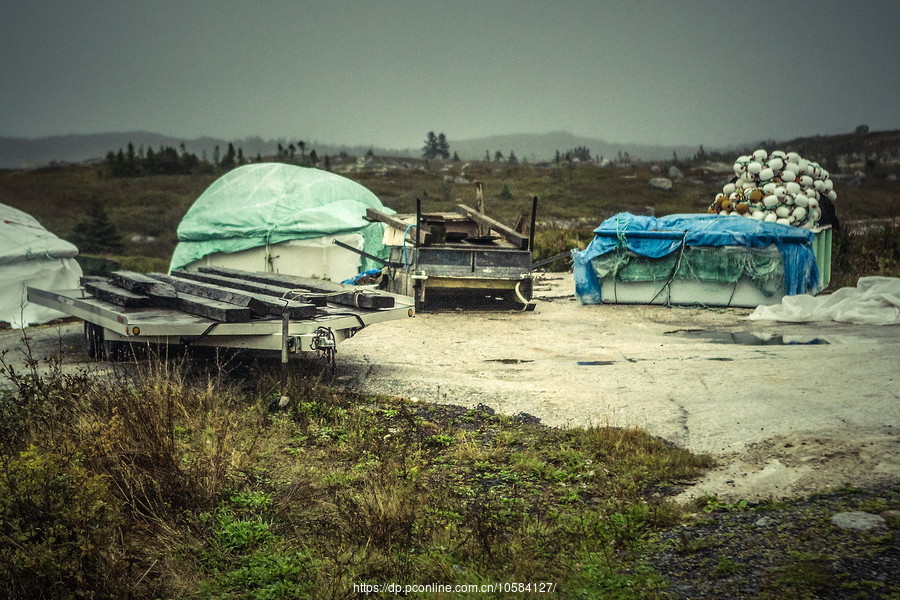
[154,274,318,319]
[366,208,431,244]
[456,204,529,250]
[198,267,395,309]
[111,270,178,299]
[83,280,156,308]
[170,270,329,307]
[173,291,253,323]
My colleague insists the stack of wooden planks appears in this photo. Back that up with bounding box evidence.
[81,267,395,324]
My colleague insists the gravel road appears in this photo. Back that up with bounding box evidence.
[335,275,900,502]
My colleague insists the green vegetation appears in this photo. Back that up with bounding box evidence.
[1,137,897,280]
[0,350,714,598]
[831,221,900,287]
[0,133,898,596]
[3,350,896,598]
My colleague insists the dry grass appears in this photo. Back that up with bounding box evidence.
[0,349,714,599]
[2,159,897,281]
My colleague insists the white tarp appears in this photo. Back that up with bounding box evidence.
[0,203,83,327]
[185,232,366,283]
[748,276,900,325]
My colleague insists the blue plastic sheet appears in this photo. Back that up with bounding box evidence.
[573,213,820,304]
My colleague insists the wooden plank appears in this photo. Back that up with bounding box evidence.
[174,291,253,323]
[154,274,318,319]
[86,276,252,322]
[198,267,395,309]
[83,280,155,308]
[366,208,430,244]
[110,270,178,299]
[170,270,328,307]
[456,204,529,250]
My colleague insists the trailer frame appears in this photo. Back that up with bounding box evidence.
[27,268,415,363]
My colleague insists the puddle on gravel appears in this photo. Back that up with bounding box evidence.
[666,330,830,346]
[577,360,615,366]
[484,358,534,364]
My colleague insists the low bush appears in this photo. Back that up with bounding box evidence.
[0,447,126,599]
[830,222,899,288]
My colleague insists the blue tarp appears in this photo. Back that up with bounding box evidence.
[573,213,820,304]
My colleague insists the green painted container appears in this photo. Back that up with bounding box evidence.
[812,226,832,290]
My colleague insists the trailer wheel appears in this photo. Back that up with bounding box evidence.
[84,322,104,360]
[103,340,134,362]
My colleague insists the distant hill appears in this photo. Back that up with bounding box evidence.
[448,131,701,163]
[0,130,711,169]
[0,132,411,170]
[1,128,897,170]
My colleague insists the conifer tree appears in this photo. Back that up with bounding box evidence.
[437,133,450,159]
[70,199,125,255]
[422,131,439,159]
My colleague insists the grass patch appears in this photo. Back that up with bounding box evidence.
[0,349,714,599]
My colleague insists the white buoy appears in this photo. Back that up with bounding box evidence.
[748,162,763,175]
[775,205,791,218]
[786,181,801,195]
[723,183,736,195]
[799,175,813,187]
[794,193,809,207]
[765,212,778,222]
[792,206,807,220]
[752,210,766,220]
[827,189,837,201]
[781,169,796,182]
[753,149,768,161]
[759,168,774,181]
[774,186,787,199]
[776,218,791,226]
[824,179,834,191]
[767,157,784,171]
[763,194,779,207]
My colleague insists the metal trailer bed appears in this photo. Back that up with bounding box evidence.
[26,267,415,364]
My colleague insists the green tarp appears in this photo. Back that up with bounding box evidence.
[169,163,391,272]
[590,245,785,297]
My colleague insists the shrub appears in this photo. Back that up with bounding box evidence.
[0,447,126,599]
[830,222,899,288]
[532,227,596,271]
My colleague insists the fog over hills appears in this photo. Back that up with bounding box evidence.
[0,131,715,169]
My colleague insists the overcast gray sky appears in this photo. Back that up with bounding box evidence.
[2,0,898,149]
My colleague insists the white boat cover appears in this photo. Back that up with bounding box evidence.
[0,203,83,327]
[748,276,900,325]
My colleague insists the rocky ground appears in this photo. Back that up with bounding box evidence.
[649,483,899,599]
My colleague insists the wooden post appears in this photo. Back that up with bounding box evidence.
[474,181,486,237]
[529,195,538,253]
[415,198,422,249]
[278,313,291,407]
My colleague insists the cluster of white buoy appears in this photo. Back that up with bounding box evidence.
[708,149,836,228]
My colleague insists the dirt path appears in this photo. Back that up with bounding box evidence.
[6,275,899,502]
[335,275,900,502]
